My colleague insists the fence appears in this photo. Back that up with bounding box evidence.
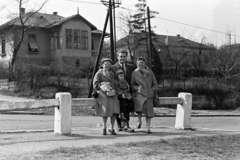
[0,92,192,135]
[0,79,16,90]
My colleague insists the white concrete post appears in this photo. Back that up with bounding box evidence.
[174,92,192,129]
[54,92,72,135]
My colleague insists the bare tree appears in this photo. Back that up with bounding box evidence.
[210,32,240,80]
[116,0,158,63]
[9,0,48,67]
[117,9,135,60]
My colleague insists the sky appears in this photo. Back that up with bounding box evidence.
[0,0,239,46]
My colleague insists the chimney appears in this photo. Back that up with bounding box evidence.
[177,34,180,37]
[53,12,58,15]
[20,8,25,15]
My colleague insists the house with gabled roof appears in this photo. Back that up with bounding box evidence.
[0,8,103,68]
[115,34,215,74]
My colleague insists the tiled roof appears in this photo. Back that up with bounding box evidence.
[116,34,214,50]
[152,35,213,50]
[0,12,97,30]
[45,14,97,30]
[0,12,63,29]
[91,29,110,36]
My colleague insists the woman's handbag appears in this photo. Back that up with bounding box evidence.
[153,94,160,107]
[92,90,98,98]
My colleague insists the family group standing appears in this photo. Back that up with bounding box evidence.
[92,50,158,135]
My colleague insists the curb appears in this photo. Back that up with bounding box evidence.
[1,111,240,117]
[0,129,53,134]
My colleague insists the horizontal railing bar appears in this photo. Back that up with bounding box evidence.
[72,97,184,107]
[0,99,59,111]
[159,97,184,105]
[72,98,97,106]
[0,97,184,111]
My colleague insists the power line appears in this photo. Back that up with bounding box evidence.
[155,16,240,38]
[154,2,240,10]
[65,0,102,5]
[120,7,240,38]
[158,7,240,14]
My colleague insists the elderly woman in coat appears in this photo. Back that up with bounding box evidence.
[93,58,120,135]
[131,57,158,134]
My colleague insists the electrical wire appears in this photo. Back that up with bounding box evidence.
[154,2,240,10]
[154,16,240,38]
[158,7,240,14]
[62,0,240,38]
[65,0,102,5]
[120,6,240,38]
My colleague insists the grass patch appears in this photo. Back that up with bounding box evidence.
[14,134,240,160]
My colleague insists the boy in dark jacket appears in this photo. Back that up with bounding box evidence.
[115,69,135,126]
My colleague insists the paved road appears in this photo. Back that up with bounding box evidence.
[0,114,240,132]
[1,115,240,132]
[0,114,239,158]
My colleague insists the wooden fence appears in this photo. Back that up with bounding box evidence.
[0,92,192,135]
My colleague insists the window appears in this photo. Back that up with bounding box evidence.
[55,30,61,49]
[28,34,38,54]
[1,39,6,56]
[76,59,80,68]
[82,30,88,50]
[74,30,80,49]
[66,29,72,49]
[91,39,94,50]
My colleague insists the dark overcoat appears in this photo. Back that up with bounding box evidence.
[112,62,135,85]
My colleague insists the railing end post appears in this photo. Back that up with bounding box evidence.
[54,92,72,135]
[174,92,192,129]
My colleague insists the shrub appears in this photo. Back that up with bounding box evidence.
[158,77,238,110]
[0,63,9,79]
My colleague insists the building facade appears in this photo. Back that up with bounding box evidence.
[0,9,102,69]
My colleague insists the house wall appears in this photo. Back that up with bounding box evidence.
[55,19,99,68]
[91,33,101,62]
[0,27,51,65]
[1,18,101,69]
[61,19,91,57]
[17,28,51,64]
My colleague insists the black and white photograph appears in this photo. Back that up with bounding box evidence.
[0,0,240,159]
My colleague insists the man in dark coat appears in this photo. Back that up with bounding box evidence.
[112,49,135,132]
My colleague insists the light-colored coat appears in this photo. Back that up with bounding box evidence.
[93,69,120,117]
[131,68,157,117]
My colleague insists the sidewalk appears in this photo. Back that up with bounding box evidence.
[0,115,240,157]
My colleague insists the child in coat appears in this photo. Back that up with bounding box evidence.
[115,69,135,121]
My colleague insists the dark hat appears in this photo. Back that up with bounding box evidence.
[116,69,124,76]
[137,56,146,62]
[101,58,113,64]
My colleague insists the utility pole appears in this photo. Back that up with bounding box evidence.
[113,0,117,54]
[144,3,149,68]
[88,10,110,98]
[88,0,121,97]
[147,6,153,69]
[100,0,121,61]
[109,0,114,60]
